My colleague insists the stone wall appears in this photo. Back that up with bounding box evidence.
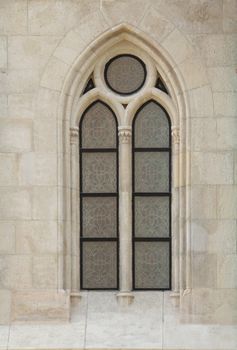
[0,0,236,329]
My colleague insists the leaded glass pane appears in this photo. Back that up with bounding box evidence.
[134,242,170,289]
[134,101,170,148]
[82,152,117,193]
[81,102,116,148]
[82,197,117,237]
[105,55,146,95]
[81,101,117,148]
[135,196,169,237]
[82,241,117,289]
[134,152,169,192]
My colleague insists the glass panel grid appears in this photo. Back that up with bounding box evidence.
[80,100,119,290]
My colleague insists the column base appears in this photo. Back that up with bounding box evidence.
[116,291,134,306]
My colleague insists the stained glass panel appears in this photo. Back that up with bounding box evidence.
[82,197,117,237]
[134,242,170,289]
[134,152,169,192]
[135,196,169,237]
[82,152,117,193]
[82,241,117,289]
[134,101,170,148]
[81,101,116,148]
[105,55,146,95]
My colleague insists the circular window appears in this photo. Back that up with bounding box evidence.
[104,54,147,95]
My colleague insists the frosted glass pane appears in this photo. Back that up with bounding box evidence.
[82,242,117,289]
[135,196,169,237]
[134,101,170,148]
[134,242,170,289]
[82,153,117,193]
[82,101,116,148]
[105,55,146,94]
[82,197,117,237]
[134,152,169,192]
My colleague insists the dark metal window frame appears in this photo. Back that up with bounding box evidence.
[79,100,119,290]
[104,54,147,96]
[132,100,172,291]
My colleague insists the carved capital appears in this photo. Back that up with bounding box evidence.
[70,127,79,144]
[118,126,132,144]
[171,126,180,145]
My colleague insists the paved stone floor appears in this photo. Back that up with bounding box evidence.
[0,292,237,350]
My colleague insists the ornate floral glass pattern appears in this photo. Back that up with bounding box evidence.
[82,197,117,237]
[134,242,170,289]
[135,197,169,237]
[81,101,116,148]
[82,242,117,289]
[134,152,169,192]
[134,101,170,148]
[82,153,117,193]
[104,54,146,95]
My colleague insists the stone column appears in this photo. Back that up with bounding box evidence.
[171,126,180,298]
[117,126,134,304]
[70,127,80,296]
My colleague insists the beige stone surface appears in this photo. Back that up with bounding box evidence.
[0,2,236,348]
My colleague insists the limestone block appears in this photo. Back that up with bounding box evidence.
[0,222,15,254]
[193,34,237,67]
[0,255,32,289]
[101,0,149,26]
[192,253,217,288]
[162,29,194,65]
[18,152,57,186]
[191,219,237,254]
[8,36,61,71]
[32,186,57,220]
[0,153,18,186]
[0,69,40,94]
[33,256,57,289]
[74,11,109,45]
[185,288,237,324]
[8,94,34,119]
[188,85,214,118]
[28,0,99,35]
[0,290,11,324]
[223,0,237,33]
[192,152,234,185]
[0,119,33,152]
[208,67,237,92]
[34,118,57,152]
[0,0,27,35]
[36,88,60,120]
[154,0,223,34]
[214,92,237,117]
[140,8,174,44]
[191,186,216,219]
[191,118,216,151]
[16,221,58,255]
[217,255,237,288]
[0,95,7,118]
[40,57,69,91]
[0,188,31,220]
[217,118,237,150]
[53,30,88,65]
[235,151,237,184]
[217,185,237,219]
[178,57,208,90]
[11,289,70,323]
[0,36,7,69]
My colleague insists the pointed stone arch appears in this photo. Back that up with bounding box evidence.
[35,19,210,304]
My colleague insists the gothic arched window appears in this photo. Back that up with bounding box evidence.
[76,48,175,292]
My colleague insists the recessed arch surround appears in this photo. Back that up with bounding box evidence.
[36,22,193,302]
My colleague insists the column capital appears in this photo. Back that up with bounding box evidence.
[171,126,180,145]
[118,126,132,144]
[70,127,79,144]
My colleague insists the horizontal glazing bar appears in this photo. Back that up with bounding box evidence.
[134,148,170,152]
[133,237,171,242]
[133,192,171,196]
[81,237,118,241]
[81,193,118,197]
[80,148,117,152]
